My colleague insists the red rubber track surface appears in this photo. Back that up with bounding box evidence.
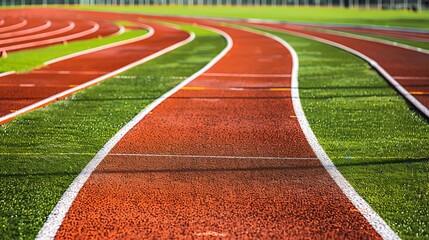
[0,8,120,53]
[252,22,429,112]
[311,25,429,42]
[56,17,380,239]
[0,10,191,123]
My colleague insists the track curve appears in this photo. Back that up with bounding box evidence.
[0,10,192,125]
[249,22,429,119]
[49,16,384,239]
[0,9,120,53]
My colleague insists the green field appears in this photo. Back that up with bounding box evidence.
[0,5,428,239]
[76,5,429,29]
[0,24,226,239]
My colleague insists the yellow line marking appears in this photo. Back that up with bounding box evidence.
[268,87,291,91]
[410,91,427,95]
[182,87,207,91]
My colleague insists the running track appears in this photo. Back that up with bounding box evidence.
[295,23,429,43]
[46,19,385,239]
[248,22,429,118]
[0,10,191,124]
[0,10,120,53]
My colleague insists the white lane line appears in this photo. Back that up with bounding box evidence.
[0,19,27,33]
[109,153,318,160]
[44,23,153,66]
[240,26,400,239]
[35,25,225,240]
[18,84,36,87]
[314,28,429,54]
[195,231,228,237]
[2,21,99,52]
[0,25,159,125]
[255,23,429,119]
[33,70,109,75]
[0,27,153,122]
[202,73,291,77]
[0,20,52,39]
[0,21,75,45]
[0,71,15,78]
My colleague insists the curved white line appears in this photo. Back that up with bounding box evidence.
[44,24,152,66]
[0,24,151,124]
[0,19,28,33]
[35,25,231,240]
[2,22,99,52]
[236,25,400,240]
[0,20,52,39]
[0,21,75,45]
[113,25,126,36]
[0,71,16,78]
[318,28,429,54]
[251,24,429,119]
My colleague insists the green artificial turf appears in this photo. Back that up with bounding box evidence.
[75,5,429,29]
[0,24,226,239]
[0,29,147,73]
[249,27,428,239]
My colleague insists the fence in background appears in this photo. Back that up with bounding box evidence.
[0,0,427,10]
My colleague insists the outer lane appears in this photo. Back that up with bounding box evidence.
[53,17,382,239]
[249,22,429,118]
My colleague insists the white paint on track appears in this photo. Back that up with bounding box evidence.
[45,24,154,66]
[0,26,153,124]
[317,28,429,54]
[36,25,232,240]
[109,153,318,160]
[0,19,27,33]
[0,21,75,45]
[252,24,429,119]
[0,71,15,78]
[2,22,99,52]
[202,73,291,77]
[238,26,400,239]
[0,20,52,39]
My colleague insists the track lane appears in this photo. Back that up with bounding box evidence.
[318,25,429,42]
[52,19,383,239]
[250,22,429,118]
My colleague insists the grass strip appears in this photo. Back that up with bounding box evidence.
[251,27,428,239]
[75,5,429,29]
[0,24,226,239]
[0,29,147,73]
